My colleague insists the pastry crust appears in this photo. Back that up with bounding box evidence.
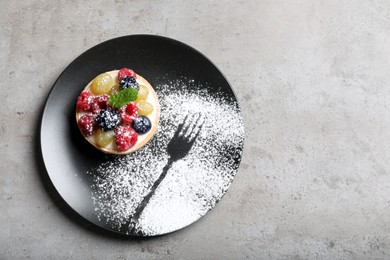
[76,70,160,155]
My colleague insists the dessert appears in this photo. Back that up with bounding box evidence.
[75,68,160,154]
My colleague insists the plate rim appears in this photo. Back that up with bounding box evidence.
[39,34,245,236]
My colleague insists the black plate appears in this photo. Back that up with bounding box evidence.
[40,35,244,236]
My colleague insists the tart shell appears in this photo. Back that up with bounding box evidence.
[75,70,160,155]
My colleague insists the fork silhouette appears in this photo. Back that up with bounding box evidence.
[127,113,205,235]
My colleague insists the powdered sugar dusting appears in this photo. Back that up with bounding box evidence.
[89,78,244,236]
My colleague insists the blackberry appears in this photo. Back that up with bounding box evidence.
[96,109,121,131]
[119,76,139,91]
[132,115,152,134]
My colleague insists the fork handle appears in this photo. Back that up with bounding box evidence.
[129,158,174,230]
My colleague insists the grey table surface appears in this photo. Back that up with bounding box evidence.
[2,0,390,259]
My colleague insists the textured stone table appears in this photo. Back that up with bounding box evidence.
[2,0,390,259]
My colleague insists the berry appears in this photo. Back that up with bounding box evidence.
[89,94,110,114]
[115,125,138,151]
[78,114,98,136]
[95,129,115,147]
[132,115,152,134]
[126,102,139,117]
[137,100,154,116]
[136,85,149,101]
[90,103,99,114]
[77,91,94,111]
[118,68,136,81]
[119,102,138,125]
[91,73,113,95]
[95,94,109,109]
[119,76,139,91]
[120,113,134,125]
[96,109,121,131]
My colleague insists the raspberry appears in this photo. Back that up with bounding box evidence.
[94,94,109,110]
[90,103,100,114]
[118,68,136,81]
[78,114,98,136]
[114,125,138,151]
[121,113,134,125]
[119,102,138,125]
[125,102,138,115]
[77,91,94,111]
[90,94,111,114]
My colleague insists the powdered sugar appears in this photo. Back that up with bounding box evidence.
[89,78,244,236]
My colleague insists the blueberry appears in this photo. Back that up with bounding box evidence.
[96,109,121,131]
[119,76,139,91]
[132,116,152,134]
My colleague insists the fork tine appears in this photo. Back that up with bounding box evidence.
[181,113,198,137]
[188,123,204,146]
[183,113,200,139]
[186,113,204,139]
[174,115,188,138]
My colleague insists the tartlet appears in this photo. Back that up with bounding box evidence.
[75,68,160,154]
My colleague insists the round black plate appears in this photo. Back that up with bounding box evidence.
[40,35,244,236]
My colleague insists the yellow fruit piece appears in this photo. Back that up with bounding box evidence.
[95,129,115,147]
[136,85,149,101]
[137,100,154,116]
[91,73,114,95]
[110,84,120,96]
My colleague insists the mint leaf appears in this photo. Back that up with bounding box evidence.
[109,88,138,108]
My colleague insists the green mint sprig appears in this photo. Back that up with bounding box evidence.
[108,88,138,108]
